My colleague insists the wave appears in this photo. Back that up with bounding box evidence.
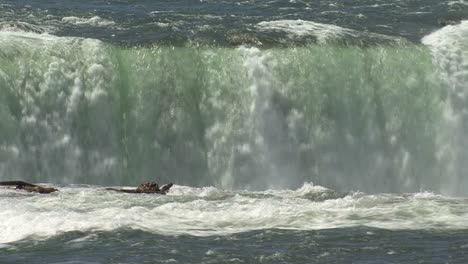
[256,19,403,45]
[1,183,467,244]
[0,22,46,34]
[61,16,116,27]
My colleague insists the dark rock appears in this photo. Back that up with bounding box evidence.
[136,182,160,193]
[0,181,58,194]
[106,182,173,195]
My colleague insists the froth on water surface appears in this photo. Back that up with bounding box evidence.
[0,0,466,45]
[1,183,468,246]
[1,183,468,263]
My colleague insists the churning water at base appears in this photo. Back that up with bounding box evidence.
[1,183,468,263]
[3,183,468,243]
[1,0,468,263]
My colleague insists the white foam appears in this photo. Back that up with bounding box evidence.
[295,182,333,195]
[0,22,46,33]
[448,0,468,6]
[256,19,354,43]
[62,16,115,27]
[1,184,467,244]
[422,20,468,48]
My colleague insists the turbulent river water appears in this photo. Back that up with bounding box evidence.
[1,0,468,263]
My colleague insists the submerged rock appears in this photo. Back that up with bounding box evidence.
[106,182,173,195]
[0,181,173,195]
[137,182,160,192]
[0,181,58,194]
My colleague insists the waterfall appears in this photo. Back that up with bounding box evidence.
[1,28,467,195]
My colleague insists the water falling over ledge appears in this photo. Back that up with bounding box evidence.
[0,23,467,195]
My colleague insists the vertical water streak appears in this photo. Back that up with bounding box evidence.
[422,21,468,194]
[0,32,120,184]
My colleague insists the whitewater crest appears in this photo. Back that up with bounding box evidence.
[62,16,116,27]
[0,22,46,33]
[256,19,404,45]
[1,183,468,245]
[257,20,356,42]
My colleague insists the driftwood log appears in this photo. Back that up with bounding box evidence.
[0,181,58,194]
[106,182,173,194]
